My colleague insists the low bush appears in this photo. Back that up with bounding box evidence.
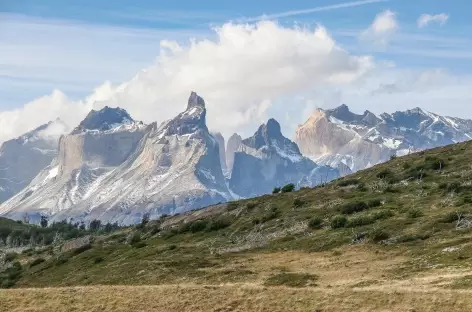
[93,256,105,264]
[338,179,359,187]
[72,243,92,256]
[330,215,347,229]
[29,258,45,268]
[407,208,424,219]
[261,206,280,223]
[281,184,296,193]
[369,228,390,242]
[272,187,281,194]
[206,217,232,231]
[132,242,147,249]
[347,215,375,228]
[246,202,257,210]
[308,217,323,229]
[293,198,305,208]
[4,252,18,263]
[129,233,142,244]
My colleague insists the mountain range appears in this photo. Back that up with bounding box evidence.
[1,94,472,224]
[0,92,337,224]
[295,105,472,173]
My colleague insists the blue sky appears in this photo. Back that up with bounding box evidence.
[0,0,471,141]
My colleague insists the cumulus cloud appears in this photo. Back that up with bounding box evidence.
[361,10,398,46]
[0,21,373,142]
[417,13,449,28]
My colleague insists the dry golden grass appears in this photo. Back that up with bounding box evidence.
[2,283,472,312]
[3,247,472,312]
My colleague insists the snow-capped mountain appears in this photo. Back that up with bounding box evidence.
[229,119,339,197]
[295,105,472,173]
[0,92,230,224]
[0,119,69,203]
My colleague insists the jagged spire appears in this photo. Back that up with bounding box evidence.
[187,91,205,110]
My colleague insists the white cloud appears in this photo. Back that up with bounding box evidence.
[417,13,449,28]
[2,18,472,145]
[0,20,373,142]
[361,10,398,47]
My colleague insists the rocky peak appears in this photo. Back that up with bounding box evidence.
[163,92,208,136]
[187,91,206,110]
[72,106,133,134]
[242,118,284,150]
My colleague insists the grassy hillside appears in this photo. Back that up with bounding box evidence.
[4,140,472,311]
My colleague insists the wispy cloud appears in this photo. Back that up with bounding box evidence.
[417,13,449,28]
[239,0,389,22]
[360,10,398,47]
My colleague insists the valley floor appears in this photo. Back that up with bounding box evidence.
[3,247,472,312]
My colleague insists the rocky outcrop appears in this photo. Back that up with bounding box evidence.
[212,132,227,172]
[226,133,242,173]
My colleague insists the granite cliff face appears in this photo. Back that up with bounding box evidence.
[0,119,69,203]
[229,119,339,197]
[295,105,472,173]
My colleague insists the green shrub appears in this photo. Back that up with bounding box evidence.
[367,199,382,208]
[189,220,210,233]
[371,210,394,220]
[132,242,147,249]
[272,187,281,194]
[129,233,142,244]
[357,183,367,192]
[281,184,295,193]
[206,217,232,231]
[424,156,446,170]
[308,217,323,229]
[397,233,431,243]
[440,182,467,193]
[338,179,359,187]
[4,252,18,263]
[376,169,394,180]
[293,198,305,208]
[55,256,69,266]
[93,257,105,264]
[369,229,390,242]
[439,211,462,223]
[261,207,280,223]
[347,215,375,228]
[330,215,347,229]
[407,208,424,219]
[340,201,368,214]
[29,258,45,268]
[72,243,92,256]
[246,202,257,210]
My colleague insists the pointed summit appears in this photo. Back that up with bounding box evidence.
[164,92,208,136]
[72,106,134,134]
[187,91,205,110]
